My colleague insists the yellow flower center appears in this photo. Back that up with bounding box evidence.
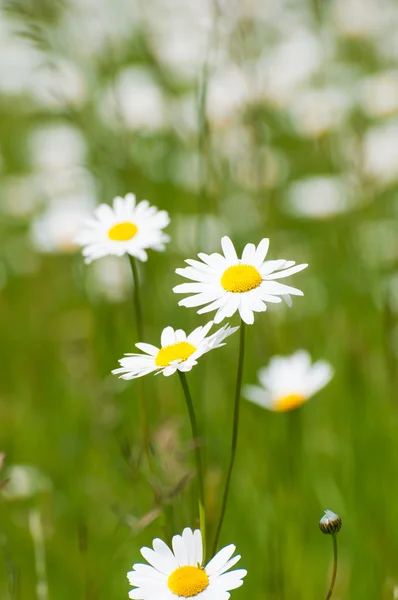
[168,566,209,597]
[274,393,306,412]
[221,264,262,293]
[108,221,138,241]
[155,341,196,367]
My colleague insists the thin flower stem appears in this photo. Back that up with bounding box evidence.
[178,371,206,560]
[212,321,246,553]
[128,255,143,340]
[127,255,152,469]
[326,534,338,600]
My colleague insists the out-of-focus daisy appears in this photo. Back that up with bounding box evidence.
[112,321,238,379]
[244,350,333,412]
[76,193,170,264]
[127,527,246,600]
[173,236,307,325]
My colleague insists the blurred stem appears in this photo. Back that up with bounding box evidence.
[29,509,48,600]
[178,372,206,559]
[127,255,152,471]
[212,321,246,553]
[326,534,338,600]
[128,255,143,340]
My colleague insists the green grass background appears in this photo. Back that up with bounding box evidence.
[1,0,398,598]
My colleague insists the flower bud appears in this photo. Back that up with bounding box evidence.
[319,509,342,535]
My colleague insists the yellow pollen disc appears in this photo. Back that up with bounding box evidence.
[221,264,262,293]
[274,393,306,412]
[108,221,138,241]
[155,341,196,367]
[168,566,209,597]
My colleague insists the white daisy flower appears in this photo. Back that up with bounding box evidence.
[112,321,238,379]
[76,193,170,264]
[127,527,246,600]
[244,350,333,412]
[173,236,308,325]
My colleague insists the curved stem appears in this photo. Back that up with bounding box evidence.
[212,321,246,553]
[326,534,338,600]
[178,371,206,560]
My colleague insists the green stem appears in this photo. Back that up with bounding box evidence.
[178,371,206,560]
[128,255,143,340]
[326,534,338,600]
[212,321,246,553]
[127,255,152,469]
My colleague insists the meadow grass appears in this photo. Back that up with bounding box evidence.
[1,1,398,598]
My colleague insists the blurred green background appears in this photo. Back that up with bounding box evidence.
[1,0,398,598]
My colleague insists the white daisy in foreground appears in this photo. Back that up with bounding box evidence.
[127,527,246,600]
[244,350,333,412]
[173,236,308,325]
[76,193,170,264]
[112,321,238,379]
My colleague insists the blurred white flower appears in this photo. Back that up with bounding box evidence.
[113,322,238,379]
[77,193,170,263]
[207,66,251,127]
[147,0,212,80]
[0,17,41,95]
[99,68,167,131]
[28,59,86,109]
[290,86,352,137]
[29,124,87,172]
[2,465,51,500]
[332,0,386,38]
[244,350,333,412]
[256,30,323,107]
[30,195,96,254]
[285,176,353,219]
[363,121,398,184]
[361,71,398,118]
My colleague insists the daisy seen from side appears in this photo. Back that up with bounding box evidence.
[127,527,246,600]
[244,350,333,412]
[76,193,170,264]
[112,321,238,379]
[173,236,308,325]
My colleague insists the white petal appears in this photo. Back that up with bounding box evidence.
[241,243,256,264]
[205,545,236,576]
[135,343,159,356]
[221,237,238,262]
[193,529,203,566]
[259,259,287,276]
[181,528,196,565]
[254,238,270,265]
[178,290,222,308]
[260,281,304,296]
[305,361,334,397]
[174,329,187,342]
[212,554,241,577]
[243,384,273,409]
[152,539,179,572]
[198,252,227,271]
[161,327,175,347]
[264,263,308,280]
[140,547,172,574]
[238,304,254,325]
[213,570,247,590]
[172,533,189,566]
